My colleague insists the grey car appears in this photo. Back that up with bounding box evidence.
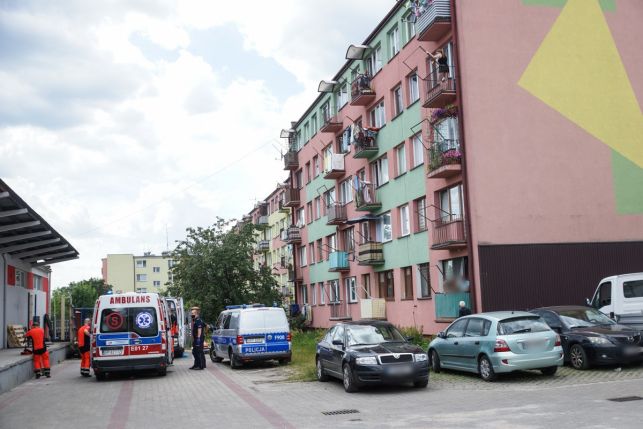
[428,312,564,381]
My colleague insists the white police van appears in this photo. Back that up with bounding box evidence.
[92,292,173,380]
[210,304,291,368]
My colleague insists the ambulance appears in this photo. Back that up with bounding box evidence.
[165,297,186,358]
[91,292,173,380]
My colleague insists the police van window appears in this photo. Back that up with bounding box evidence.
[216,313,225,329]
[222,314,232,329]
[239,309,288,330]
[100,307,158,337]
[229,312,240,330]
[623,280,643,299]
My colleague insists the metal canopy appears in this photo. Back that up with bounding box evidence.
[0,179,79,265]
[318,80,338,93]
[345,44,370,60]
[280,128,295,139]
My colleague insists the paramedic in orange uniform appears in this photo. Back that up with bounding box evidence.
[78,318,92,377]
[25,318,50,379]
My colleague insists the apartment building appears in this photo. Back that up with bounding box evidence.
[102,253,174,293]
[276,0,643,334]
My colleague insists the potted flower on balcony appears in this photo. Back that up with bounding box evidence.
[441,149,462,165]
[430,104,458,124]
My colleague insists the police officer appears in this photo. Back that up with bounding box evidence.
[78,318,91,377]
[190,307,206,370]
[25,318,51,379]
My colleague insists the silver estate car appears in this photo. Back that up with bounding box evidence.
[428,311,564,381]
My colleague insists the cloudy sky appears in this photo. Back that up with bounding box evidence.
[0,0,393,288]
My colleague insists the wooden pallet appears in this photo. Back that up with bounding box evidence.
[7,325,27,348]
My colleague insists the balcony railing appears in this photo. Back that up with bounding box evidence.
[353,128,379,159]
[283,187,300,207]
[283,150,299,170]
[360,298,386,319]
[323,153,345,179]
[427,139,462,179]
[257,240,270,252]
[327,203,347,225]
[416,0,451,42]
[355,183,381,211]
[328,251,350,272]
[320,114,343,133]
[278,200,290,213]
[330,300,351,320]
[432,215,466,250]
[284,226,301,244]
[423,67,457,109]
[255,215,269,228]
[357,241,384,265]
[435,292,470,319]
[350,74,376,106]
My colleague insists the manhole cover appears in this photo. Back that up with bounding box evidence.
[322,409,360,416]
[607,396,643,402]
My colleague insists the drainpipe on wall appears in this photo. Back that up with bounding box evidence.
[450,0,478,312]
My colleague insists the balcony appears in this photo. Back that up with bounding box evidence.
[327,203,347,225]
[353,128,379,159]
[283,150,298,170]
[427,139,462,179]
[255,215,269,229]
[320,115,343,133]
[323,154,345,179]
[423,69,457,109]
[283,187,300,208]
[355,183,381,211]
[432,215,466,250]
[350,74,376,106]
[328,251,350,272]
[257,240,270,253]
[330,300,351,320]
[360,298,386,319]
[288,267,302,283]
[357,241,384,265]
[435,292,470,320]
[278,200,290,214]
[416,0,451,42]
[284,226,301,244]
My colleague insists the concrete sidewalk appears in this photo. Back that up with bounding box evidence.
[0,343,70,395]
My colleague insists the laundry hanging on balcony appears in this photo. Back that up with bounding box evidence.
[351,123,379,146]
[353,176,374,205]
[341,127,352,152]
[406,0,430,19]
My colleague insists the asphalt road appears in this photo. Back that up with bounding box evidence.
[2,353,643,428]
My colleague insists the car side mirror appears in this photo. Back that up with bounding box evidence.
[332,339,344,348]
[437,331,447,339]
[551,326,562,334]
[585,298,591,307]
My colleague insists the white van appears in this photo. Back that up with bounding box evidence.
[92,292,173,380]
[587,273,643,329]
[210,304,291,368]
[165,297,186,358]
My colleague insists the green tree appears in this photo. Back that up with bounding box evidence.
[51,278,112,318]
[167,218,282,321]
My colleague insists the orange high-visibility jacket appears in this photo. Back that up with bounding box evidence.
[25,327,45,351]
[78,325,90,348]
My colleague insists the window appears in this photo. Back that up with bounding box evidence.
[388,26,400,58]
[362,274,371,298]
[303,122,310,142]
[464,318,489,337]
[412,133,424,167]
[597,281,612,306]
[311,114,318,133]
[332,324,344,344]
[339,127,351,154]
[168,259,175,269]
[404,11,416,41]
[366,45,382,76]
[299,246,307,267]
[136,288,147,293]
[314,197,321,220]
[623,281,643,299]
[311,283,317,305]
[416,197,427,232]
[446,318,468,338]
[403,266,413,300]
[153,266,160,273]
[306,202,313,224]
[153,280,161,287]
[369,100,386,128]
[329,280,340,303]
[136,274,147,282]
[317,239,323,262]
[343,228,355,253]
[136,260,146,268]
[371,155,389,187]
[296,207,305,227]
[313,155,320,177]
[395,144,407,176]
[439,184,463,222]
[418,263,430,298]
[33,276,42,291]
[305,162,311,183]
[309,243,315,265]
[335,83,348,111]
[339,178,353,203]
[100,307,157,336]
[376,212,392,242]
[378,270,395,300]
[429,41,455,82]
[320,282,326,305]
[321,101,332,122]
[301,284,308,305]
[408,73,420,104]
[393,85,403,116]
[359,221,371,244]
[400,204,410,236]
[434,117,459,144]
[328,234,337,255]
[346,277,358,303]
[441,257,469,293]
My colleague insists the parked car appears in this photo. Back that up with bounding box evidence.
[531,306,643,370]
[315,320,429,392]
[586,273,643,329]
[428,312,563,382]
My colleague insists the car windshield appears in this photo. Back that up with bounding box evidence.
[497,316,550,335]
[346,324,406,346]
[557,308,616,328]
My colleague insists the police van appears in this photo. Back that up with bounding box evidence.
[92,292,173,380]
[210,304,291,368]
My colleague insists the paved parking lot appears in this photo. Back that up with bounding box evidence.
[2,354,643,429]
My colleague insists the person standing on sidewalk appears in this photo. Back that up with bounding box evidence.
[190,307,206,370]
[25,318,51,379]
[78,318,91,377]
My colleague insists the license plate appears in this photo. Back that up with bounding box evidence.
[245,337,265,344]
[523,340,547,350]
[101,347,124,356]
[387,365,412,375]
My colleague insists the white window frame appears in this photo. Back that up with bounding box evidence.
[371,155,389,187]
[335,83,348,111]
[418,263,431,298]
[393,85,403,116]
[412,133,424,167]
[299,245,307,267]
[346,277,357,303]
[301,284,308,305]
[136,260,146,268]
[153,266,160,273]
[320,282,326,305]
[417,197,427,232]
[396,144,407,175]
[376,212,392,242]
[153,280,161,287]
[388,26,400,58]
[296,207,305,227]
[408,72,420,104]
[400,204,410,237]
[339,179,353,203]
[311,283,317,305]
[136,274,147,282]
[369,101,386,128]
[329,280,340,303]
[404,11,416,42]
[366,45,382,76]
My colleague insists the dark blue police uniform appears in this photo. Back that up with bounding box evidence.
[191,317,206,369]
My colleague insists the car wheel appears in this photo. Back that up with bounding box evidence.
[278,358,291,365]
[430,349,441,373]
[157,367,167,377]
[570,344,589,370]
[540,366,558,376]
[229,349,242,369]
[413,379,429,388]
[316,358,329,382]
[478,355,496,382]
[210,347,223,363]
[95,372,106,381]
[342,364,358,393]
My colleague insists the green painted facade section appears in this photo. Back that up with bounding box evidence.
[375,165,427,214]
[304,174,338,243]
[308,259,339,283]
[376,231,429,272]
[374,101,422,155]
[612,150,643,214]
[521,0,615,11]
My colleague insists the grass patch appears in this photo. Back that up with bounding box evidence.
[289,329,325,382]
